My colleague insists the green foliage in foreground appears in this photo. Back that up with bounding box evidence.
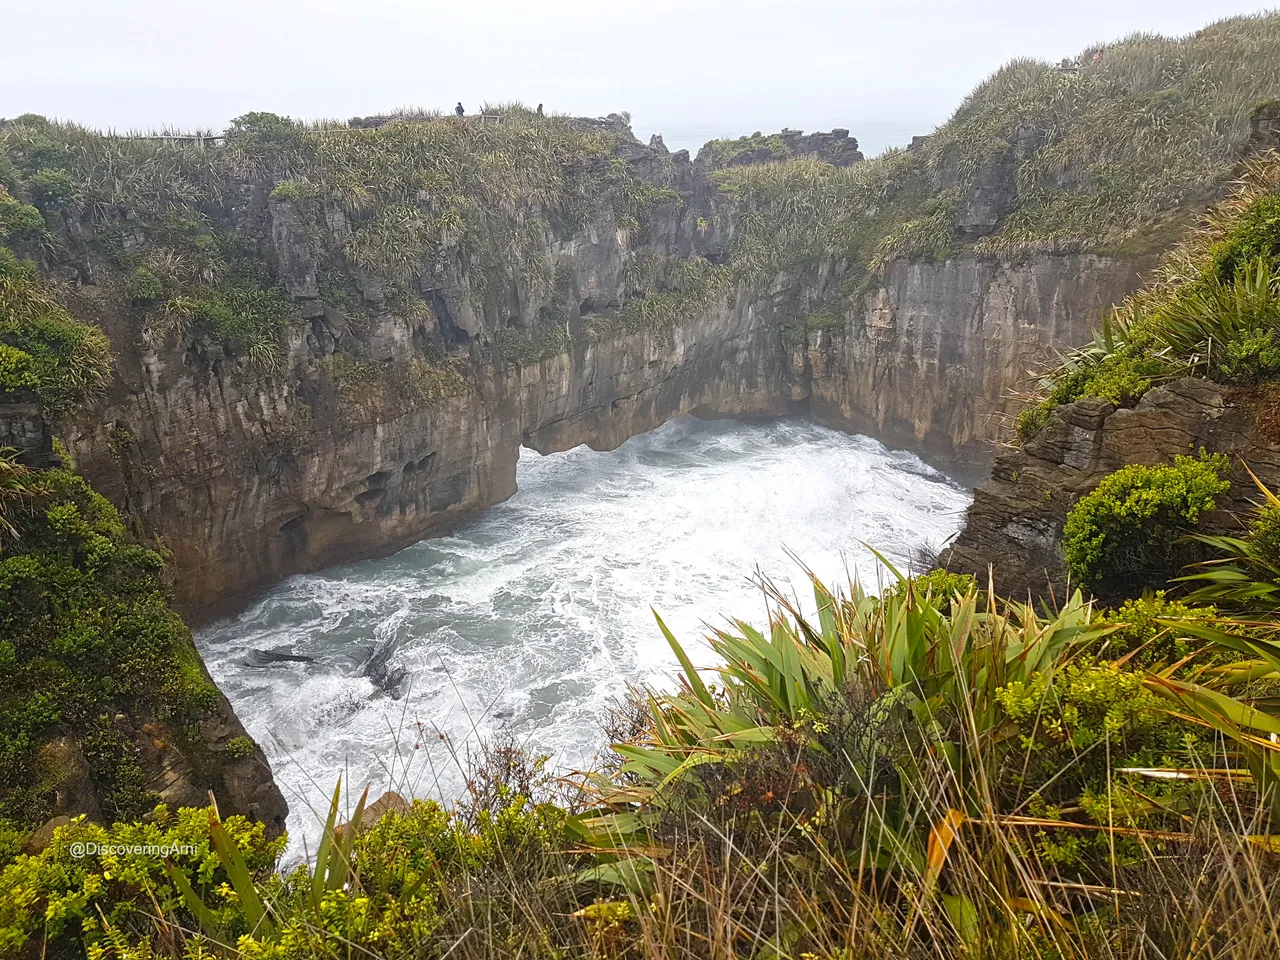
[0,784,583,959]
[1181,466,1280,620]
[0,469,223,829]
[6,557,1280,958]
[0,806,281,953]
[1062,453,1230,598]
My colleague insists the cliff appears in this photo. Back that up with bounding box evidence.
[806,255,1150,463]
[943,379,1280,597]
[5,20,1278,620]
[61,188,1151,619]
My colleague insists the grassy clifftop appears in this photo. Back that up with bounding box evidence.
[4,15,1280,401]
[714,13,1280,315]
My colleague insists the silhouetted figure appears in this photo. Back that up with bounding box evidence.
[455,102,465,117]
[536,103,544,116]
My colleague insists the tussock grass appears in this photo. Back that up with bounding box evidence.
[9,565,1280,958]
[718,12,1280,294]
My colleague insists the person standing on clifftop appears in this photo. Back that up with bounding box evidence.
[536,103,544,116]
[455,102,465,117]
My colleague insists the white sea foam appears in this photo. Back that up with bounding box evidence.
[196,417,972,857]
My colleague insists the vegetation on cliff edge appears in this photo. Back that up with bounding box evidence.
[0,460,245,833]
[6,544,1280,957]
[1017,148,1280,444]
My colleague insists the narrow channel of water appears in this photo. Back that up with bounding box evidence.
[196,416,972,854]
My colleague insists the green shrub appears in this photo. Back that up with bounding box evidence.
[1018,345,1169,444]
[1095,591,1218,664]
[223,735,256,759]
[0,343,37,392]
[1062,452,1231,596]
[995,657,1200,869]
[888,568,977,602]
[1015,399,1054,443]
[0,470,223,827]
[152,284,293,371]
[268,179,317,201]
[1211,193,1280,282]
[696,131,793,169]
[1247,500,1280,568]
[1218,321,1280,383]
[125,267,164,305]
[1143,258,1280,386]
[0,805,282,955]
[0,191,42,242]
[0,247,112,415]
[27,169,74,213]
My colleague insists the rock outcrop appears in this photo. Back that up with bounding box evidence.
[58,154,1152,621]
[697,128,865,169]
[807,255,1151,464]
[943,379,1280,598]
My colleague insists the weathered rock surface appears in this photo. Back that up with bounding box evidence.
[807,255,1151,464]
[30,687,287,838]
[64,190,1151,623]
[943,379,1280,598]
[129,685,289,837]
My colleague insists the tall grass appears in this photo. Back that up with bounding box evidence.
[718,12,1280,291]
[12,564,1280,958]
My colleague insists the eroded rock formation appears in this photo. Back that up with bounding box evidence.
[57,132,1152,621]
[943,379,1280,598]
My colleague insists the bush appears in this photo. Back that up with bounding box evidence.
[888,568,977,602]
[0,806,282,955]
[1211,193,1280,282]
[1095,591,1218,664]
[1015,399,1054,443]
[0,470,224,827]
[0,343,37,392]
[26,169,74,213]
[1018,346,1169,444]
[268,179,317,201]
[1063,452,1230,596]
[1248,499,1280,568]
[150,284,293,372]
[0,191,42,242]
[124,267,163,305]
[0,247,112,415]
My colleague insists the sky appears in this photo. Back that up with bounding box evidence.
[3,1,1275,157]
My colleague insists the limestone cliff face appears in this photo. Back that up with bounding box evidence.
[62,248,1152,624]
[66,267,805,622]
[806,255,1152,463]
[64,246,1152,621]
[943,379,1280,598]
[44,130,1155,623]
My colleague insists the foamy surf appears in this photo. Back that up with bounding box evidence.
[196,416,972,857]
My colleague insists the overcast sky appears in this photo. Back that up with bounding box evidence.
[3,1,1274,155]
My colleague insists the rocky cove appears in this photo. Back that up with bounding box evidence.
[4,38,1277,850]
[49,126,1151,623]
[0,120,1153,836]
[13,13,1280,956]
